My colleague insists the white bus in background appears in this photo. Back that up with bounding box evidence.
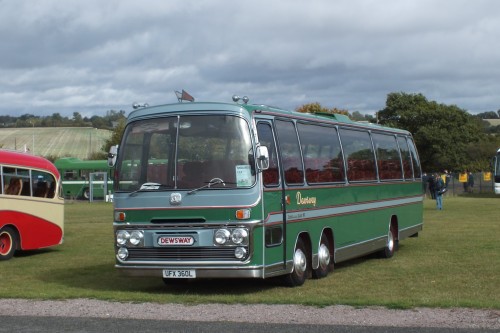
[493,148,500,194]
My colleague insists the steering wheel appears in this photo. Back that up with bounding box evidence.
[208,178,226,187]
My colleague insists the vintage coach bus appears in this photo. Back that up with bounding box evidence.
[0,150,64,260]
[109,97,423,286]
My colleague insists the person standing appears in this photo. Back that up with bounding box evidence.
[434,173,445,210]
[468,172,474,193]
[428,174,436,199]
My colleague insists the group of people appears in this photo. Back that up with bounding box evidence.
[423,170,476,210]
[426,172,447,210]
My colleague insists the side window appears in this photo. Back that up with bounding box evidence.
[339,128,377,182]
[32,170,57,198]
[407,137,422,179]
[397,136,413,180]
[372,133,403,180]
[297,123,344,183]
[257,122,280,187]
[275,120,304,185]
[2,167,30,196]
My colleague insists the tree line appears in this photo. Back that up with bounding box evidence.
[0,110,126,130]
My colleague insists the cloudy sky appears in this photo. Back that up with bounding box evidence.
[1,0,500,118]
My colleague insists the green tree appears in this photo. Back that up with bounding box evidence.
[378,92,485,172]
[296,102,349,115]
[101,118,126,155]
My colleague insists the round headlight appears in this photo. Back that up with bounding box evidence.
[234,247,247,259]
[129,230,144,246]
[214,229,231,245]
[231,228,248,244]
[116,230,130,246]
[117,247,129,260]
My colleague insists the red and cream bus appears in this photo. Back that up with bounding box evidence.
[0,150,64,260]
[109,97,423,286]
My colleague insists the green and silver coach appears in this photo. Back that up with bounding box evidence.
[109,96,423,286]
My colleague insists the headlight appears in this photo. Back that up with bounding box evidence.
[234,247,247,259]
[214,229,231,245]
[231,228,248,244]
[117,247,129,260]
[129,230,144,246]
[116,230,130,246]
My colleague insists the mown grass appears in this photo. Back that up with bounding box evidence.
[0,196,498,309]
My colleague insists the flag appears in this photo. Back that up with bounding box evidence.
[175,90,195,102]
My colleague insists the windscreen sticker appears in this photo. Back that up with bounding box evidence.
[236,165,252,187]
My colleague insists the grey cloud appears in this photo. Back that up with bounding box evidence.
[1,0,500,118]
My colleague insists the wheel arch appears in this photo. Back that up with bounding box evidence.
[313,227,334,269]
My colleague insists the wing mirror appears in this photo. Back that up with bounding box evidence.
[255,146,269,171]
[107,145,118,167]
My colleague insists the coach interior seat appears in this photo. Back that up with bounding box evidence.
[5,178,23,195]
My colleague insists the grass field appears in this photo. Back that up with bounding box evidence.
[0,196,498,309]
[0,127,111,159]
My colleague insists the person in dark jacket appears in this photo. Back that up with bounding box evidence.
[428,174,436,199]
[468,172,474,193]
[434,173,445,210]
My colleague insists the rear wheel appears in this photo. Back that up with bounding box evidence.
[0,227,18,261]
[381,224,397,258]
[283,238,309,287]
[312,234,333,279]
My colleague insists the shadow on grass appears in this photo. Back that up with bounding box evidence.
[14,248,59,258]
[39,263,282,297]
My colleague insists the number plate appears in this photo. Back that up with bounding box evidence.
[162,269,196,279]
[157,236,194,246]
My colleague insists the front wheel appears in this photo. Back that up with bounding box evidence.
[0,227,18,261]
[283,238,309,287]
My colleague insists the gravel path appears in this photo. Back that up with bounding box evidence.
[1,299,499,329]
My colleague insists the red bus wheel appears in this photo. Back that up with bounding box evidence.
[0,227,17,261]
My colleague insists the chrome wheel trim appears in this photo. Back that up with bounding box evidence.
[318,243,330,269]
[293,248,307,275]
[387,229,394,252]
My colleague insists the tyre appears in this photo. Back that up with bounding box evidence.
[312,233,333,279]
[0,227,18,261]
[283,238,309,287]
[380,224,397,259]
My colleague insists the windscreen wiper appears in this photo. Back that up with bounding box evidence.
[187,178,231,195]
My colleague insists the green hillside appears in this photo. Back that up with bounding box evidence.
[0,127,112,159]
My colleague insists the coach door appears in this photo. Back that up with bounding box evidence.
[256,120,289,276]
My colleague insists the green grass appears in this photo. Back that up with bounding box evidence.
[0,197,499,309]
[0,127,111,159]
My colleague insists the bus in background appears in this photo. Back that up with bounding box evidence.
[109,97,423,286]
[54,157,112,200]
[0,150,64,260]
[493,148,500,194]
